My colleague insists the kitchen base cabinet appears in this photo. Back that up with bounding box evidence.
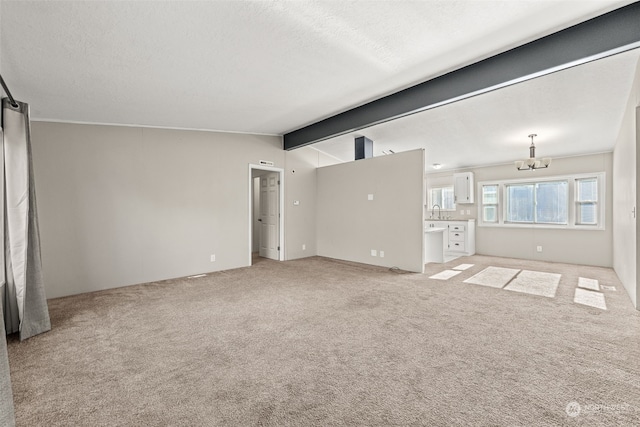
[425,219,475,258]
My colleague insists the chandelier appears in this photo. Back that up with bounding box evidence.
[515,134,551,171]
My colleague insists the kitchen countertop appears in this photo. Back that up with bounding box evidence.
[425,218,475,221]
[425,227,446,233]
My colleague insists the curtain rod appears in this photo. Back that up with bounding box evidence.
[0,73,19,108]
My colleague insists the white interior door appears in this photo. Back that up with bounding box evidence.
[259,172,280,260]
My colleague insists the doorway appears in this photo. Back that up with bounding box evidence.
[249,165,284,265]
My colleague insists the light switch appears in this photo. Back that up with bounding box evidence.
[368,194,374,201]
[466,210,470,215]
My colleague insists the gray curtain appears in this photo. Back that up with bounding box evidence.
[0,292,16,427]
[1,98,50,341]
[0,97,50,427]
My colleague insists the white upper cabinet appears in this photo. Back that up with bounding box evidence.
[453,172,474,204]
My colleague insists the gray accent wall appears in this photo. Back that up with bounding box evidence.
[317,149,425,273]
[612,56,640,309]
[31,122,321,298]
[427,152,614,267]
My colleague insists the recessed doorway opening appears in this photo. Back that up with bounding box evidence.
[249,164,284,265]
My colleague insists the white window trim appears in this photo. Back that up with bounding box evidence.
[575,177,599,226]
[428,186,456,211]
[481,184,499,223]
[477,172,605,230]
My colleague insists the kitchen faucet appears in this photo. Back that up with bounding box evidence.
[431,204,441,219]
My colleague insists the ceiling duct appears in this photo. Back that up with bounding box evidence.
[355,136,373,160]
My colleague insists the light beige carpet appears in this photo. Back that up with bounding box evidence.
[7,255,640,426]
[504,270,561,298]
[579,277,600,291]
[452,263,474,271]
[463,266,520,288]
[428,269,461,280]
[574,288,607,310]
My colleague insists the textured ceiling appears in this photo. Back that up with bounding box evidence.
[0,0,629,130]
[314,48,640,170]
[0,0,634,140]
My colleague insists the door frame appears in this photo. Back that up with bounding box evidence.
[248,164,285,263]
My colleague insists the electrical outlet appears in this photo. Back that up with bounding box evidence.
[379,251,385,258]
[371,249,377,257]
[368,194,374,201]
[302,244,306,250]
[210,254,216,262]
[466,210,471,215]
[536,246,542,253]
[293,200,300,206]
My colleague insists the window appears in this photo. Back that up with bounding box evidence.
[429,187,455,210]
[478,173,604,229]
[506,183,535,223]
[576,178,598,225]
[535,181,568,224]
[482,185,498,223]
[505,181,568,225]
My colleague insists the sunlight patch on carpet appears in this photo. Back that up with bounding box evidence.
[429,270,462,280]
[578,277,599,291]
[574,288,607,310]
[504,270,561,298]
[453,264,474,271]
[463,266,520,288]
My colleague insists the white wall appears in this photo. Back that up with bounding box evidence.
[284,147,318,260]
[427,152,613,267]
[612,56,640,309]
[31,122,321,298]
[317,149,425,273]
